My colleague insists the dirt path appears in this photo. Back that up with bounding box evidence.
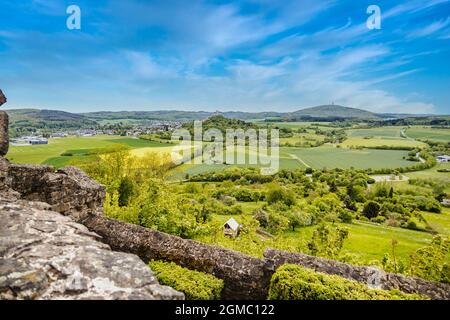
[370,175,410,182]
[288,153,311,168]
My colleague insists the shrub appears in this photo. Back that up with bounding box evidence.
[363,201,380,219]
[220,195,236,206]
[266,184,296,206]
[338,209,354,223]
[307,223,349,259]
[149,261,224,300]
[410,236,450,283]
[268,264,425,300]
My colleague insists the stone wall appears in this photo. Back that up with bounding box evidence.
[0,111,8,157]
[0,90,8,156]
[0,197,184,300]
[8,164,106,221]
[0,89,6,106]
[83,214,271,300]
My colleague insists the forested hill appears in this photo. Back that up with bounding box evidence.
[5,105,444,125]
[6,109,97,137]
[287,105,381,120]
[8,109,88,122]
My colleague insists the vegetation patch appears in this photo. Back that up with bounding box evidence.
[268,264,425,300]
[149,261,224,300]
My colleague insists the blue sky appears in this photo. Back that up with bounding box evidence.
[0,0,449,114]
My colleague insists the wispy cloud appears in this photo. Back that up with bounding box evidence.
[407,18,450,38]
[0,0,448,113]
[385,0,449,18]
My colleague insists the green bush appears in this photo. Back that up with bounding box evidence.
[268,264,425,300]
[149,261,224,300]
[362,200,381,219]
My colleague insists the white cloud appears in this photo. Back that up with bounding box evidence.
[124,51,178,80]
[385,0,449,18]
[407,18,450,38]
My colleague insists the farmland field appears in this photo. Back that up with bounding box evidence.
[169,145,415,177]
[347,127,403,138]
[281,146,412,169]
[406,162,450,192]
[340,137,426,149]
[253,121,335,130]
[7,135,174,167]
[405,127,450,142]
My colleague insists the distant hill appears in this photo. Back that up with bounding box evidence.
[83,110,213,121]
[8,109,89,122]
[82,106,380,121]
[7,109,97,136]
[81,105,389,121]
[5,105,447,128]
[286,105,381,120]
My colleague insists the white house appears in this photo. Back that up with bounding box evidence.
[436,155,450,163]
[223,218,240,238]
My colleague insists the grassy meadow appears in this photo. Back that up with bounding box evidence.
[194,201,449,264]
[281,146,412,169]
[7,135,174,168]
[405,127,450,142]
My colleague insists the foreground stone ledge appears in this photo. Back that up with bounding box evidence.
[0,198,184,300]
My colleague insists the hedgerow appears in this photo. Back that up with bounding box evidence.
[268,264,426,300]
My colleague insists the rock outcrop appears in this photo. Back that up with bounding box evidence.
[0,198,183,300]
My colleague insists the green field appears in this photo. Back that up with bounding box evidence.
[422,208,450,236]
[253,121,335,130]
[285,221,436,263]
[347,127,403,138]
[405,127,450,142]
[406,162,450,192]
[7,135,173,167]
[341,137,426,149]
[281,146,412,169]
[195,209,448,264]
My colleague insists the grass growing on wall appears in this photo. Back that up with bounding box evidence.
[149,261,224,300]
[268,264,426,300]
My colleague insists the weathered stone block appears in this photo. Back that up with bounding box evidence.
[0,198,184,300]
[0,111,8,156]
[7,164,105,221]
[0,89,5,106]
